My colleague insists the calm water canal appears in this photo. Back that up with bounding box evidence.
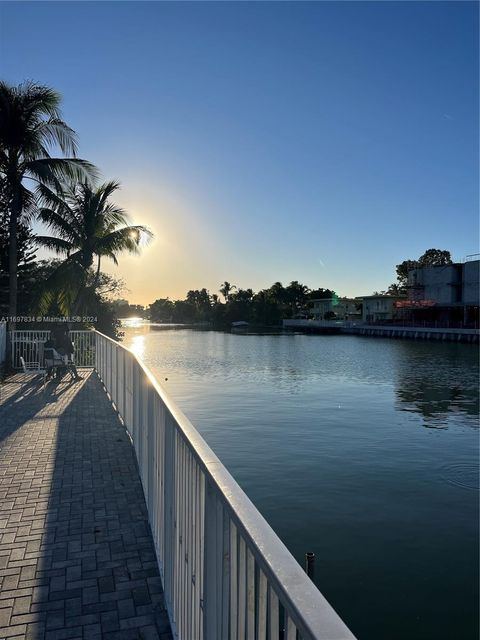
[122,324,479,640]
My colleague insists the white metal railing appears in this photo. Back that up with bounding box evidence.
[9,330,96,369]
[94,330,356,640]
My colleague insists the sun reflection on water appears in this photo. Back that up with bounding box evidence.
[122,316,145,328]
[130,334,146,359]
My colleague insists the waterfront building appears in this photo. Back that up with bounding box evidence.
[402,258,480,326]
[309,298,334,319]
[309,297,361,320]
[360,295,404,323]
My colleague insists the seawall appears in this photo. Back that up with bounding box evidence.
[283,320,479,343]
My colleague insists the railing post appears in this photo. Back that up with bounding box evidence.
[132,363,139,445]
[106,340,110,392]
[146,382,155,503]
[115,346,120,409]
[128,355,133,428]
[138,368,144,463]
[122,349,126,420]
[163,412,176,620]
[94,332,99,372]
[305,551,315,580]
[102,334,106,379]
[203,479,218,640]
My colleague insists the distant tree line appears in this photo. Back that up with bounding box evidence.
[149,281,336,328]
[149,248,454,327]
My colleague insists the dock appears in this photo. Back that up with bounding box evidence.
[0,371,172,640]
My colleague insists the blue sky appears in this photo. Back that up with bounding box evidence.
[1,1,478,304]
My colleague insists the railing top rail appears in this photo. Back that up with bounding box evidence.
[94,330,356,639]
[10,329,95,333]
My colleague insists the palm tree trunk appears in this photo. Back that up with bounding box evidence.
[93,256,101,291]
[71,288,84,319]
[71,255,94,323]
[8,184,21,330]
[71,256,101,322]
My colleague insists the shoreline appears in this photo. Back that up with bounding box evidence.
[121,320,479,343]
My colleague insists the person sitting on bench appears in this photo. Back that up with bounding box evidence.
[51,324,82,382]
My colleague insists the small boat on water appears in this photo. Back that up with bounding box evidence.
[231,321,249,333]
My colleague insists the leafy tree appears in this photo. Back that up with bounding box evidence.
[86,270,126,300]
[0,188,38,315]
[171,300,196,323]
[308,288,336,300]
[185,288,211,320]
[209,294,226,327]
[395,259,421,290]
[418,248,452,267]
[78,271,127,339]
[386,283,403,296]
[223,296,253,325]
[253,290,282,326]
[0,80,96,322]
[93,298,124,341]
[395,248,452,290]
[217,288,256,325]
[35,180,152,315]
[0,255,125,338]
[1,258,55,318]
[230,288,254,303]
[285,281,310,316]
[149,298,174,323]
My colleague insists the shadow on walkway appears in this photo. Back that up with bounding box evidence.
[0,371,172,639]
[0,377,74,444]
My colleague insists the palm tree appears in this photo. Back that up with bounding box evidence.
[36,180,152,315]
[0,80,97,322]
[219,281,236,303]
[286,281,310,316]
[268,281,287,305]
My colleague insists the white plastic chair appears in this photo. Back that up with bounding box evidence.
[19,356,47,389]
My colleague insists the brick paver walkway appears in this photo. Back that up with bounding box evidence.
[0,371,172,640]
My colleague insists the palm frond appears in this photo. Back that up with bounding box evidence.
[98,180,121,208]
[19,185,37,222]
[0,81,62,150]
[19,81,63,119]
[95,225,153,257]
[34,118,78,156]
[104,251,119,266]
[36,258,85,315]
[26,158,99,186]
[101,202,130,228]
[35,182,73,214]
[34,235,73,254]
